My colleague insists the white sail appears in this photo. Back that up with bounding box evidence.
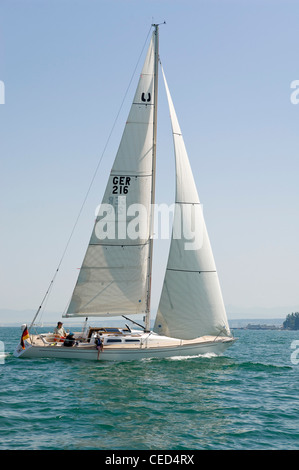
[66,34,156,317]
[154,68,231,339]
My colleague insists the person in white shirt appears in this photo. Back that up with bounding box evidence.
[53,321,67,337]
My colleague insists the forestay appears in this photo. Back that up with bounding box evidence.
[65,34,156,317]
[154,68,231,340]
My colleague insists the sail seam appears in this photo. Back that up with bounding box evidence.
[110,172,152,177]
[175,201,201,205]
[132,102,154,106]
[167,268,217,273]
[89,242,150,247]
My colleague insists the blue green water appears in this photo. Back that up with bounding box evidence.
[1,327,299,450]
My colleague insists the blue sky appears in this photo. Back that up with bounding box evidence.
[1,0,299,323]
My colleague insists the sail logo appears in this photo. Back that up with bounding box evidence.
[0,81,4,104]
[94,198,204,250]
[141,92,151,102]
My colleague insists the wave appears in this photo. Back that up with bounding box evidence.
[227,361,293,372]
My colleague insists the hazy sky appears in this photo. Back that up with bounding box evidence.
[1,0,299,323]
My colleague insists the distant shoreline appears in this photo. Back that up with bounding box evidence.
[231,323,282,330]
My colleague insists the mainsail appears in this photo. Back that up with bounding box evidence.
[66,34,156,317]
[154,68,231,339]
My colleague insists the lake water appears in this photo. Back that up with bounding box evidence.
[1,326,299,450]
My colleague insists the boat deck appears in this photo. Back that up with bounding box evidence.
[29,330,230,350]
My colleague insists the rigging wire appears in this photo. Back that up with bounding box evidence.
[29,26,153,330]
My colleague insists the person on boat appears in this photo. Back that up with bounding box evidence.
[95,334,103,359]
[63,332,76,347]
[53,322,66,338]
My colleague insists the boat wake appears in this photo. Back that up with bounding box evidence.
[139,352,219,363]
[167,352,219,361]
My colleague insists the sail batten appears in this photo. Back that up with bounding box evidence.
[166,269,217,273]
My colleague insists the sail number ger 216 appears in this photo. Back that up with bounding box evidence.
[112,176,131,195]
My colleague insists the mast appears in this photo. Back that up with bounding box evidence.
[145,23,159,332]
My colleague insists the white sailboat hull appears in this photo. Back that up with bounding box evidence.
[14,333,235,361]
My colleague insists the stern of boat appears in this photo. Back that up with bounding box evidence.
[13,341,33,358]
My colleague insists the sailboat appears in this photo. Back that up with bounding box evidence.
[14,25,235,361]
